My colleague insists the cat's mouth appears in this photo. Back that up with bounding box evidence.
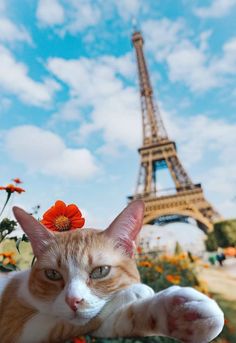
[69,307,102,323]
[68,311,95,325]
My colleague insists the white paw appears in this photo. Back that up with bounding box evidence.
[129,283,155,299]
[115,283,154,305]
[158,286,224,343]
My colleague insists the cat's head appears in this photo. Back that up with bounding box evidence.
[13,200,144,325]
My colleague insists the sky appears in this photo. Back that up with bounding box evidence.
[0,0,236,231]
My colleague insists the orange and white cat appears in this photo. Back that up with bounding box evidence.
[0,200,224,343]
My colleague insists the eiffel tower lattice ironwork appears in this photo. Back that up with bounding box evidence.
[130,31,221,232]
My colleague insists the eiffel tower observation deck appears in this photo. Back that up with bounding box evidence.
[129,30,222,232]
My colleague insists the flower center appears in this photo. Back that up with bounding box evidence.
[54,215,71,231]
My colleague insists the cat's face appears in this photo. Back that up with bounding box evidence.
[13,200,145,325]
[28,229,140,324]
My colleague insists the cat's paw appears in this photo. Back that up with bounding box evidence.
[129,283,155,299]
[158,286,224,343]
[115,283,154,304]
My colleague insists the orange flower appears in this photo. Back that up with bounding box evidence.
[0,251,15,258]
[166,274,181,284]
[0,184,25,194]
[138,260,153,268]
[155,265,163,273]
[12,178,23,184]
[0,252,16,265]
[41,200,85,232]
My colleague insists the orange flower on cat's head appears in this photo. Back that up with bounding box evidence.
[41,200,85,232]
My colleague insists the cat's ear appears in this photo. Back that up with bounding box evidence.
[105,200,145,256]
[13,206,54,257]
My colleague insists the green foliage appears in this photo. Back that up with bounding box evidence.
[137,253,203,293]
[205,231,218,252]
[0,218,17,243]
[84,337,180,343]
[0,258,18,272]
[212,294,236,342]
[214,219,236,248]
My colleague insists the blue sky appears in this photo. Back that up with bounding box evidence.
[0,0,236,229]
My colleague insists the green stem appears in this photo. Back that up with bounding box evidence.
[0,192,12,218]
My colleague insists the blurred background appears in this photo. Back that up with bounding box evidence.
[0,0,236,342]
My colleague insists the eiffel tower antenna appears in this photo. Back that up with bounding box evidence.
[130,30,222,232]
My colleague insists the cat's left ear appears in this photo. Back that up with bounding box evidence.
[105,200,145,256]
[13,206,54,258]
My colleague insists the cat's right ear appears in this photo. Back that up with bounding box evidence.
[13,206,54,258]
[104,200,145,256]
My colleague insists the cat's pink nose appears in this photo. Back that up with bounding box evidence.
[65,296,84,312]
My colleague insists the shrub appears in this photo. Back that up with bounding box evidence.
[214,219,236,248]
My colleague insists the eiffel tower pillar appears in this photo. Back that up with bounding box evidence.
[129,31,222,233]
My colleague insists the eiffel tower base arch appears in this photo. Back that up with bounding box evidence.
[132,187,221,233]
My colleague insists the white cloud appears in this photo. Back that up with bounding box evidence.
[194,0,236,18]
[166,37,236,92]
[143,18,187,61]
[167,114,236,166]
[37,0,65,26]
[47,53,141,150]
[166,41,219,92]
[36,0,144,35]
[0,0,32,45]
[115,0,141,20]
[62,0,101,35]
[0,45,59,107]
[0,17,32,44]
[143,18,236,92]
[51,97,82,122]
[5,125,99,180]
[36,0,101,34]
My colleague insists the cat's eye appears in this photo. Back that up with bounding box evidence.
[45,269,63,281]
[90,266,111,279]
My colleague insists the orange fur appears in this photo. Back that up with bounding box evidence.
[0,277,37,343]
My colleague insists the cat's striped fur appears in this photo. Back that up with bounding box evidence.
[0,200,224,343]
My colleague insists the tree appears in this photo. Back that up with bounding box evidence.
[205,231,218,252]
[214,219,236,248]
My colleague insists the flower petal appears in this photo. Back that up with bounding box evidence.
[71,218,85,228]
[66,204,81,218]
[55,200,66,215]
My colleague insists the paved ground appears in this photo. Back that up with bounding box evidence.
[199,258,236,300]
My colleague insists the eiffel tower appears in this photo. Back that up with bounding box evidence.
[129,30,221,232]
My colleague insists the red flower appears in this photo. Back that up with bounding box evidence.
[73,338,86,343]
[137,246,142,254]
[0,184,25,194]
[12,178,23,184]
[41,200,85,232]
